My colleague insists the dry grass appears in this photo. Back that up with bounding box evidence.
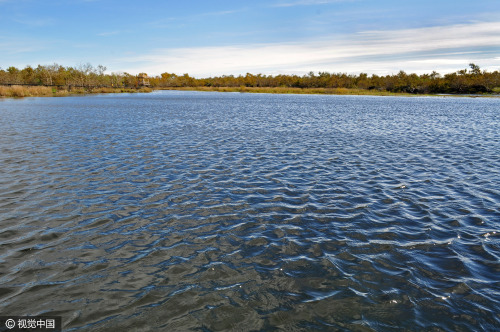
[55,90,70,97]
[0,84,436,98]
[69,88,87,94]
[0,85,54,97]
[158,86,418,96]
[137,87,153,93]
[90,87,153,94]
[92,87,117,93]
[0,85,154,98]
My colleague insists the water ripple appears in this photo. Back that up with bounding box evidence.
[0,92,499,330]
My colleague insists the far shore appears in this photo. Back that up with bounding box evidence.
[158,86,500,98]
[159,86,418,96]
[1,84,499,98]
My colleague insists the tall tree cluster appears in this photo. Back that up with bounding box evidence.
[0,63,139,88]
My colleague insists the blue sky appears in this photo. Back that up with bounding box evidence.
[1,0,499,77]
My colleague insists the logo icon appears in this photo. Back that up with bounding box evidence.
[5,318,15,329]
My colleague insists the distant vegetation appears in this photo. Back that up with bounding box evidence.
[0,63,152,97]
[154,64,500,95]
[1,63,499,97]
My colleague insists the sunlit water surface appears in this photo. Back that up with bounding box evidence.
[1,91,499,331]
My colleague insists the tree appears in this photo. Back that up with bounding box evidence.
[44,63,63,85]
[7,66,22,83]
[469,63,481,75]
[21,66,36,84]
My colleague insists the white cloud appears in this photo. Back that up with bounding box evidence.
[272,0,356,7]
[150,8,246,28]
[115,21,500,77]
[98,30,121,37]
[0,37,48,55]
[13,17,55,27]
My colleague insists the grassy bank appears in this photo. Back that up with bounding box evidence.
[3,84,498,98]
[159,86,500,97]
[159,86,425,96]
[0,85,152,98]
[0,85,55,97]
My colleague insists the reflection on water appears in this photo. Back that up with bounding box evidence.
[0,91,499,331]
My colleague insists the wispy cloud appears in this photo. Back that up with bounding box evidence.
[150,8,246,28]
[13,17,55,27]
[97,30,121,37]
[0,37,48,55]
[199,9,244,17]
[272,0,356,7]
[116,21,500,76]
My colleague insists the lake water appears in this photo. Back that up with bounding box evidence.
[0,91,499,331]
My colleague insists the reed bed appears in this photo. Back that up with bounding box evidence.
[0,85,153,98]
[159,86,417,96]
[89,87,153,93]
[0,85,54,97]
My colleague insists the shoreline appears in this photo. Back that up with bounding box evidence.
[158,86,500,98]
[1,84,499,98]
[0,85,152,98]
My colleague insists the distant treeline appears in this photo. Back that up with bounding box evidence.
[0,64,136,88]
[1,63,499,94]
